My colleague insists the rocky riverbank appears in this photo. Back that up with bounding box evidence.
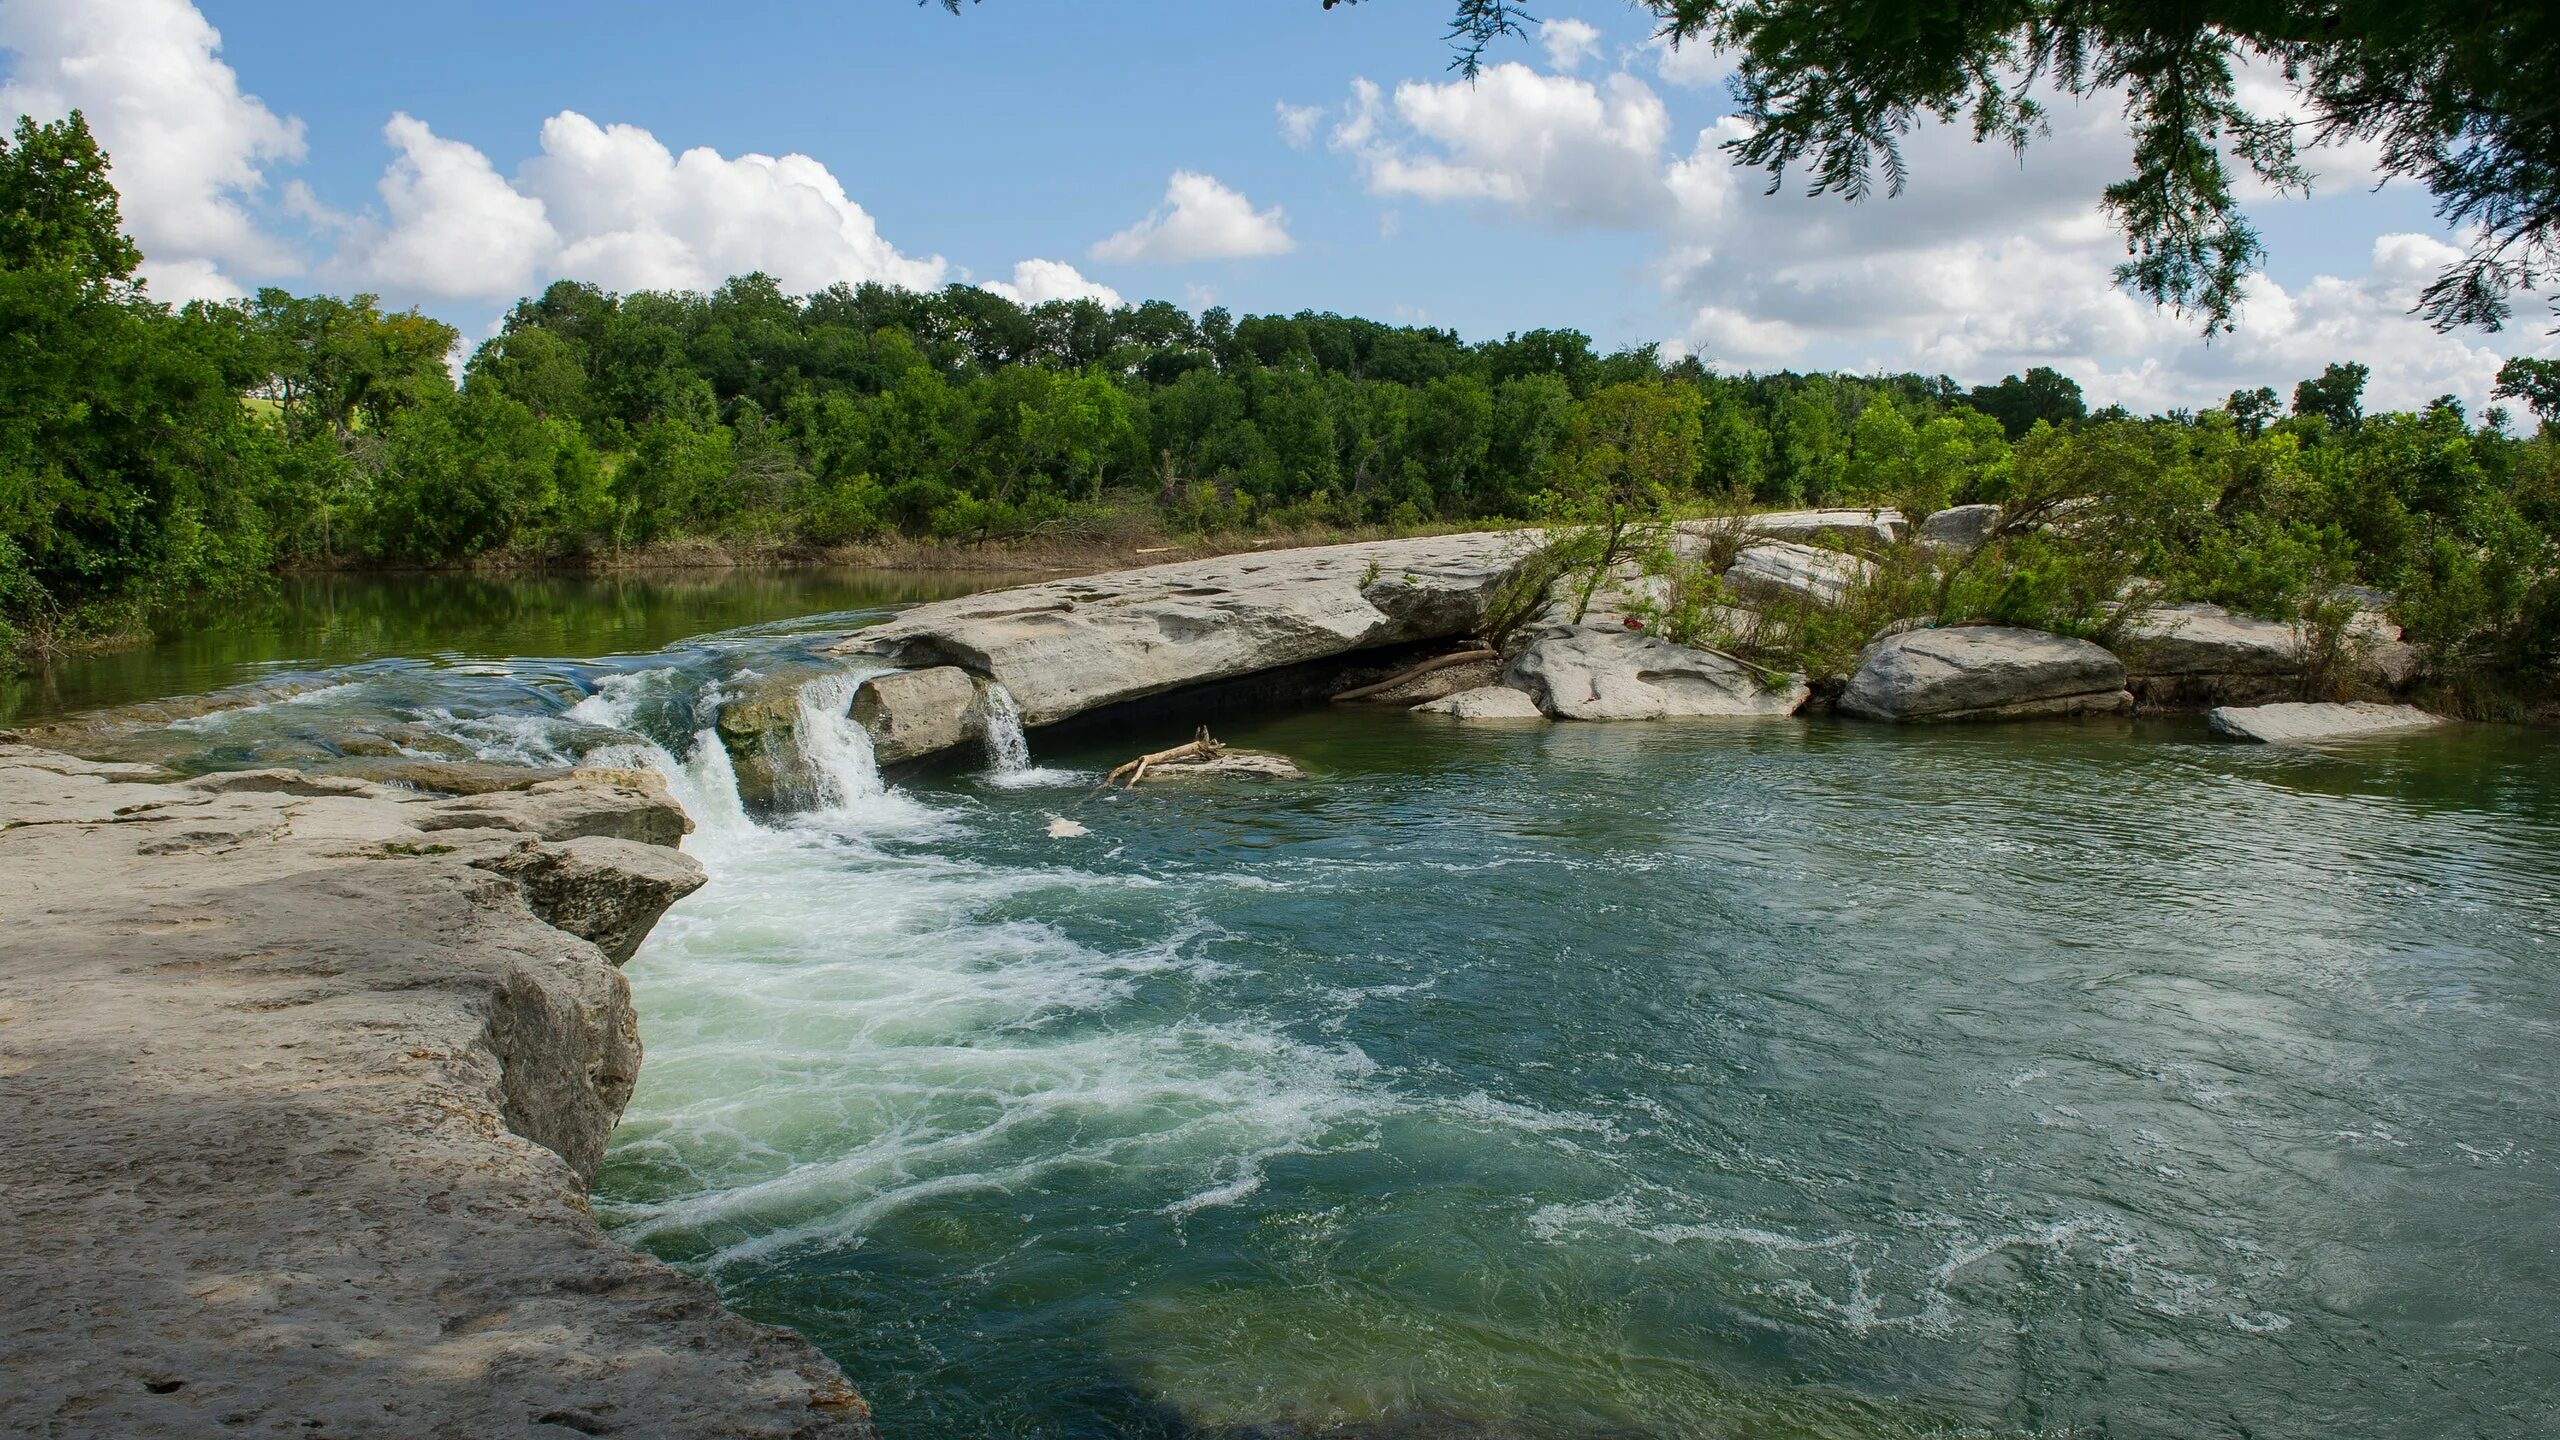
[706,512,2440,786]
[0,746,873,1439]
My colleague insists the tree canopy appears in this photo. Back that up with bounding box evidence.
[1318,1,2557,336]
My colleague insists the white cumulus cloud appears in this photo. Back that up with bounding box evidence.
[984,258,1122,308]
[340,113,557,299]
[317,109,948,302]
[1538,18,1603,71]
[1090,170,1294,264]
[0,0,305,300]
[1333,63,1672,229]
[1276,101,1324,149]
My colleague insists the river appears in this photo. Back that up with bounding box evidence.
[12,571,2557,1439]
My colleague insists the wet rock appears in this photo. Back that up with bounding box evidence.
[2207,702,2447,743]
[1412,686,1547,719]
[0,747,871,1438]
[1505,627,1809,720]
[852,666,983,766]
[1916,504,2002,558]
[1839,626,2133,722]
[1722,541,1876,609]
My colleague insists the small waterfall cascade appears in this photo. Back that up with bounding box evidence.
[981,682,1032,775]
[792,670,890,811]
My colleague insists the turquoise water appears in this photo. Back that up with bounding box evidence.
[20,582,2558,1437]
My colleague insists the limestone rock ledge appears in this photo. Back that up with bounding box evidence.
[0,744,872,1440]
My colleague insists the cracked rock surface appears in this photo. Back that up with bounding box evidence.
[0,743,872,1440]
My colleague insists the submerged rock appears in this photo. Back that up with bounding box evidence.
[0,744,871,1438]
[1505,627,1809,721]
[852,665,983,766]
[1413,685,1547,719]
[2207,701,2446,743]
[1722,540,1876,609]
[1839,626,2133,722]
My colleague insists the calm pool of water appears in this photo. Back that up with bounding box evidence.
[18,576,2556,1438]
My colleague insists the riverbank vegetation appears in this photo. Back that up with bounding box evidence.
[6,112,2558,708]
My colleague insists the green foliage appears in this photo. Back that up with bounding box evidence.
[9,127,2560,712]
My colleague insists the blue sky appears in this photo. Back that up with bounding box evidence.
[4,0,2548,411]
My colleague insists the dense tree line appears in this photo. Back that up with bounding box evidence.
[6,112,2559,704]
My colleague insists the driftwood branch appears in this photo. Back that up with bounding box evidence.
[1095,727,1225,793]
[1330,649,1497,703]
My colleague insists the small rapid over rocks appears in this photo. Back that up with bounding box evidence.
[10,586,2553,1440]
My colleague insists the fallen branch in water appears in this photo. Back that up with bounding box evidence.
[1095,727,1226,793]
[1330,648,1497,703]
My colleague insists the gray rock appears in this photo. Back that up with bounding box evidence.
[2117,601,2419,706]
[1723,541,1876,609]
[1337,654,1505,705]
[2120,602,2303,677]
[1506,627,1810,720]
[0,748,872,1439]
[416,773,692,847]
[824,533,1529,733]
[1735,508,1907,546]
[1412,685,1548,719]
[2207,702,2447,743]
[474,834,707,964]
[852,665,983,766]
[1916,504,2002,557]
[1840,626,2133,722]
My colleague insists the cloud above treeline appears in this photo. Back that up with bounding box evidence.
[1307,37,2555,412]
[1090,170,1295,265]
[0,0,1139,314]
[7,0,2548,412]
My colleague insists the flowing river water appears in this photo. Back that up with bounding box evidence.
[10,573,2558,1439]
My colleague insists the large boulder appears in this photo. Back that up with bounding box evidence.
[1412,685,1546,719]
[2117,601,2418,707]
[2207,702,2446,744]
[1735,508,1906,547]
[852,665,982,766]
[1916,504,2002,558]
[1723,541,1876,609]
[1839,625,2133,722]
[825,532,1527,730]
[1505,627,1809,721]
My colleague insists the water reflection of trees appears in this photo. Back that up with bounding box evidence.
[1,569,1018,724]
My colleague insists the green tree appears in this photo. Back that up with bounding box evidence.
[1969,368,2087,440]
[2293,362,2371,431]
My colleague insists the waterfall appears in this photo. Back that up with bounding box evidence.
[982,682,1032,774]
[793,670,889,811]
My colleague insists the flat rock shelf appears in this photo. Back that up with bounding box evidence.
[0,745,873,1440]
